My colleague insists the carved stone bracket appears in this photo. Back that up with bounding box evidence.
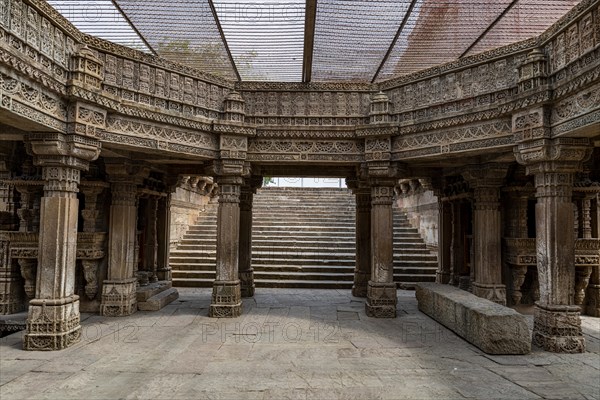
[17,258,37,299]
[511,265,528,306]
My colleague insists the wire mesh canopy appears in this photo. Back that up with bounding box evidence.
[47,0,581,82]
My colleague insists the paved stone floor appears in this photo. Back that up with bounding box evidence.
[1,288,599,400]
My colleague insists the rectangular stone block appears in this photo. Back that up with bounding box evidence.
[137,288,179,311]
[415,283,531,354]
[136,281,172,302]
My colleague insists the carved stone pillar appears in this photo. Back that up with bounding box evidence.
[80,184,105,233]
[515,137,591,353]
[156,193,172,281]
[581,197,593,239]
[144,196,159,283]
[14,185,40,233]
[366,183,396,318]
[238,185,254,298]
[210,175,243,317]
[449,201,463,286]
[100,161,148,317]
[239,176,262,298]
[23,133,100,351]
[0,233,25,314]
[350,181,371,298]
[506,191,529,239]
[436,200,452,284]
[463,165,508,305]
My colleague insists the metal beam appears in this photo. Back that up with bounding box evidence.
[208,0,241,82]
[371,0,419,84]
[110,0,158,55]
[459,0,520,59]
[302,0,318,83]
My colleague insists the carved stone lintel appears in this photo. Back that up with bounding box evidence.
[209,280,242,318]
[365,281,397,318]
[532,303,585,353]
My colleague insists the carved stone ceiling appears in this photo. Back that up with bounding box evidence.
[47,0,580,83]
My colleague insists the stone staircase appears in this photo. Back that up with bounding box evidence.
[170,187,437,289]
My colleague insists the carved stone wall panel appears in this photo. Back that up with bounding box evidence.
[242,90,371,126]
[547,3,599,75]
[385,56,523,119]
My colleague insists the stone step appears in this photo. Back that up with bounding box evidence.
[255,279,353,289]
[137,287,179,311]
[171,187,437,289]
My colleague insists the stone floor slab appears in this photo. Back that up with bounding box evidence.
[1,288,598,400]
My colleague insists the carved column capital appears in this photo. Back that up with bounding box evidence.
[26,134,101,197]
[370,184,395,206]
[515,138,592,200]
[208,159,246,178]
[219,135,248,160]
[512,107,551,142]
[461,164,509,188]
[462,164,508,210]
[104,159,150,185]
[515,138,592,173]
[26,133,101,170]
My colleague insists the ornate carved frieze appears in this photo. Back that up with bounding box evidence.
[247,138,364,163]
[504,237,600,267]
[103,116,218,158]
[393,119,512,160]
[551,83,600,136]
[0,72,67,131]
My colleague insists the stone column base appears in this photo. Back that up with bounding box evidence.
[0,269,26,315]
[100,279,137,317]
[352,271,369,298]
[585,284,600,317]
[240,270,255,298]
[472,283,507,306]
[365,281,397,318]
[157,267,172,282]
[436,271,451,285]
[533,303,585,353]
[23,297,81,351]
[209,280,242,318]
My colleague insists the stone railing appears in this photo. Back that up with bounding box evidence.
[0,0,597,165]
[2,231,107,301]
